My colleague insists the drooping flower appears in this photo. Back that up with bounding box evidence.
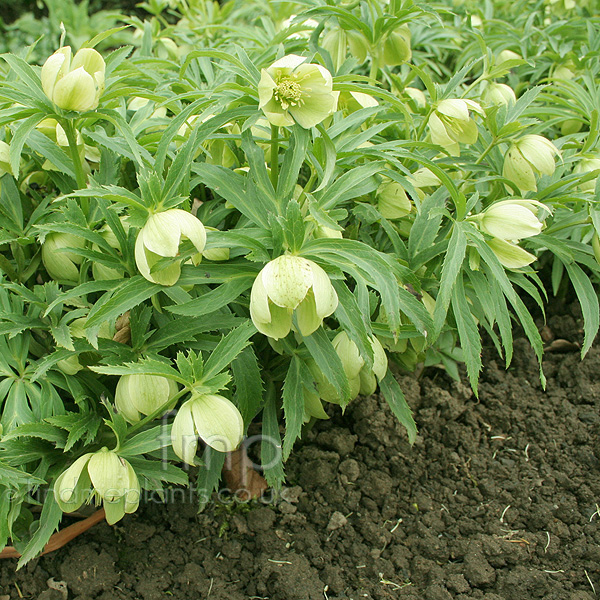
[41,46,105,112]
[428,99,483,156]
[502,135,559,192]
[377,179,413,220]
[250,255,338,339]
[258,55,338,128]
[54,448,140,525]
[135,209,206,286]
[487,237,537,269]
[0,141,12,177]
[115,374,179,423]
[171,393,244,463]
[476,199,546,241]
[573,155,600,192]
[482,82,516,106]
[41,232,87,283]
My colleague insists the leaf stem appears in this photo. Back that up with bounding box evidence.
[270,125,279,190]
[126,386,189,437]
[62,119,89,212]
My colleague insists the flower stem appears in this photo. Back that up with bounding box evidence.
[62,120,88,212]
[126,386,189,437]
[270,125,279,190]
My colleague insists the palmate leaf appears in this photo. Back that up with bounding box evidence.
[203,321,257,380]
[119,425,173,458]
[46,411,102,452]
[91,357,186,384]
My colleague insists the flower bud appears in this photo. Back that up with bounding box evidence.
[258,55,338,128]
[332,331,388,399]
[405,87,426,109]
[42,46,105,112]
[502,134,559,192]
[573,155,600,192]
[346,31,370,64]
[428,99,482,156]
[56,316,113,375]
[250,255,338,339]
[171,393,244,463]
[482,82,516,106]
[496,49,521,67]
[487,237,536,269]
[322,28,348,71]
[135,209,207,286]
[115,374,179,423]
[42,232,87,283]
[593,234,600,265]
[382,25,412,66]
[0,141,13,177]
[477,199,545,240]
[377,180,412,219]
[303,387,329,422]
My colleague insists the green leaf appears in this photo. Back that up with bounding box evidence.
[232,347,264,425]
[202,321,257,380]
[433,222,467,338]
[303,327,351,406]
[332,280,373,369]
[2,423,67,447]
[277,125,309,202]
[91,358,186,384]
[120,425,172,457]
[282,356,305,461]
[0,461,45,487]
[261,388,285,488]
[85,276,160,346]
[46,411,102,452]
[166,276,254,317]
[196,447,226,511]
[17,490,62,568]
[379,372,417,445]
[564,261,599,358]
[451,277,482,394]
[317,162,383,209]
[127,456,188,487]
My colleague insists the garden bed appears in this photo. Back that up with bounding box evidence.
[2,299,598,600]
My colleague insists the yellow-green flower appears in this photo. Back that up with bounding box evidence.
[258,55,338,128]
[382,25,412,66]
[377,179,412,220]
[428,99,483,156]
[476,199,545,241]
[502,135,559,192]
[115,374,179,423]
[487,238,537,269]
[135,209,206,286]
[41,46,105,112]
[171,393,244,463]
[573,155,600,192]
[0,141,12,177]
[482,82,516,106]
[41,232,87,283]
[250,255,338,339]
[54,449,140,525]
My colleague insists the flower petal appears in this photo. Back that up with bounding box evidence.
[270,54,307,71]
[171,401,198,465]
[190,394,244,452]
[52,67,97,112]
[262,255,312,309]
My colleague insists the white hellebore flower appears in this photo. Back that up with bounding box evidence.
[171,393,244,463]
[258,55,338,129]
[250,255,338,339]
[477,199,546,241]
[135,209,206,286]
[503,134,559,193]
[428,99,483,156]
[41,46,105,112]
[54,448,140,525]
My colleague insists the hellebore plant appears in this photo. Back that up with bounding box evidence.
[0,0,599,566]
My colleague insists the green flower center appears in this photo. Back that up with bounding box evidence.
[273,73,305,110]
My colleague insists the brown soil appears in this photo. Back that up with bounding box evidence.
[2,301,600,600]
